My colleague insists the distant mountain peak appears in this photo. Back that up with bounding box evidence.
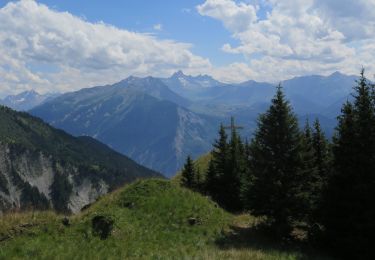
[0,90,59,111]
[122,75,161,86]
[172,70,186,78]
[22,89,38,95]
[122,75,141,84]
[329,71,347,78]
[166,71,221,90]
[171,70,215,81]
[7,89,39,98]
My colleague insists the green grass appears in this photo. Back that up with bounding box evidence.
[0,179,328,259]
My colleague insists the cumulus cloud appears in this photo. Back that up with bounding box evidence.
[197,0,258,33]
[0,0,211,96]
[197,0,375,81]
[1,0,374,96]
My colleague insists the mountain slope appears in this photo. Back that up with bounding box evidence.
[0,90,59,111]
[0,106,160,213]
[30,79,219,176]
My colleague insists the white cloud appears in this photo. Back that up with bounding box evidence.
[0,0,211,96]
[1,0,374,96]
[197,0,375,82]
[197,0,258,33]
[153,23,163,31]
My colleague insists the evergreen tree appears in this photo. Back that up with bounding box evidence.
[321,70,375,258]
[203,121,247,211]
[223,125,246,211]
[212,124,229,178]
[181,156,196,190]
[204,158,218,198]
[194,168,203,193]
[300,120,319,219]
[245,85,308,236]
[204,125,229,202]
[308,119,331,228]
[312,119,330,179]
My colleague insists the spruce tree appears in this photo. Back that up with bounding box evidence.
[212,124,229,177]
[223,125,246,211]
[246,85,308,236]
[308,119,331,227]
[204,158,218,198]
[312,119,330,179]
[204,125,229,203]
[300,120,319,219]
[321,70,375,258]
[194,168,203,193]
[204,121,246,211]
[181,156,196,190]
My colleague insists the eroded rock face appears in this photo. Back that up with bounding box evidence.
[0,143,108,214]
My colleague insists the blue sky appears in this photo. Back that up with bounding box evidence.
[0,0,374,96]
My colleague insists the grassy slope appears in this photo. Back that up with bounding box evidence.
[0,179,323,259]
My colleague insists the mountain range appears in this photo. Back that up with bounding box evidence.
[30,77,219,176]
[0,90,59,111]
[5,71,358,177]
[0,105,160,214]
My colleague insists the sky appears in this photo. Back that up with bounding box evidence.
[0,0,374,96]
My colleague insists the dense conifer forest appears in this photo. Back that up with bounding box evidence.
[181,70,375,259]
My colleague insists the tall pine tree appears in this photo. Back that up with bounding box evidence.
[245,85,309,236]
[223,124,246,211]
[312,119,330,180]
[300,120,319,221]
[204,124,229,204]
[204,121,247,211]
[308,119,331,222]
[321,70,375,258]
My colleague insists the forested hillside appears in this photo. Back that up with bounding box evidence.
[0,106,160,213]
[179,70,375,259]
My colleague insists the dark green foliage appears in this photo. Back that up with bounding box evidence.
[50,173,73,213]
[299,121,319,220]
[320,70,375,258]
[20,183,50,211]
[312,120,331,179]
[308,119,331,218]
[204,159,219,199]
[245,85,310,236]
[223,126,246,211]
[203,123,247,212]
[212,125,230,179]
[181,156,196,190]
[204,125,229,204]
